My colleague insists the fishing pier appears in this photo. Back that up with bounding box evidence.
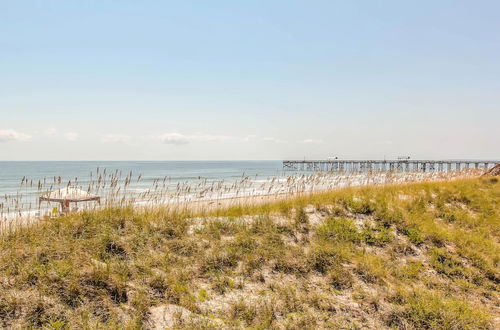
[283,159,499,172]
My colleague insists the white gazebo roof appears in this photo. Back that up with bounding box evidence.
[39,187,100,203]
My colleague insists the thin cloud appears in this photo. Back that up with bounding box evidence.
[159,133,191,145]
[156,133,288,145]
[45,128,57,136]
[0,129,31,142]
[244,135,288,143]
[102,134,130,143]
[301,138,323,144]
[195,134,233,142]
[64,132,79,141]
[263,137,287,143]
[244,134,258,141]
[158,133,234,145]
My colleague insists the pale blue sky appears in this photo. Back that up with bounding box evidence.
[1,0,499,160]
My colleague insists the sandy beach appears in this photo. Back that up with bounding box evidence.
[1,168,483,233]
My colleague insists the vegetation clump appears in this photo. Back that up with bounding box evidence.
[0,177,498,328]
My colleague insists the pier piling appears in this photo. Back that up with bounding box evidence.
[283,159,499,172]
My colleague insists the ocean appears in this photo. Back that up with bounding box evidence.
[0,161,287,218]
[0,160,476,221]
[0,161,286,195]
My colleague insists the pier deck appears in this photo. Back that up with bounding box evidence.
[283,159,499,172]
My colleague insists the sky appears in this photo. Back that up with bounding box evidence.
[1,0,499,160]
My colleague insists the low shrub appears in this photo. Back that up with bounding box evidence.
[327,265,353,290]
[388,289,491,329]
[355,254,387,284]
[316,217,359,242]
[361,227,394,246]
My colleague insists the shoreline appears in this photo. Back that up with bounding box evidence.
[0,169,483,231]
[149,170,484,214]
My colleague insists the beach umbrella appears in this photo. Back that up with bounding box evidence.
[39,187,100,214]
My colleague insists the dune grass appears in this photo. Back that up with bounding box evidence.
[0,177,498,328]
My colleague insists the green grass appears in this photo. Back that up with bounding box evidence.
[388,288,491,329]
[0,177,498,328]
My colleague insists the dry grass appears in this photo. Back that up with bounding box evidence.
[0,176,498,328]
[1,168,482,230]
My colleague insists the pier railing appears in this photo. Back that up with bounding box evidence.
[283,160,499,172]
